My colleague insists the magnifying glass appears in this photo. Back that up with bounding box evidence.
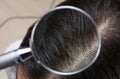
[0,6,101,75]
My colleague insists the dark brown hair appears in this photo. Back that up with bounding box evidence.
[18,0,120,79]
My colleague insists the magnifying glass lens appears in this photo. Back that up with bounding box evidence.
[31,6,101,75]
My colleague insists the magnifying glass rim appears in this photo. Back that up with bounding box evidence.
[30,5,101,75]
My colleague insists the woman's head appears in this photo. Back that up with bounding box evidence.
[19,0,120,79]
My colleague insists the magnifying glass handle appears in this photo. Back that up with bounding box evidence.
[0,48,32,70]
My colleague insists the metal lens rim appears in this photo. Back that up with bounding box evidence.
[30,5,101,75]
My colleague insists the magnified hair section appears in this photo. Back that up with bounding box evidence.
[33,9,99,73]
